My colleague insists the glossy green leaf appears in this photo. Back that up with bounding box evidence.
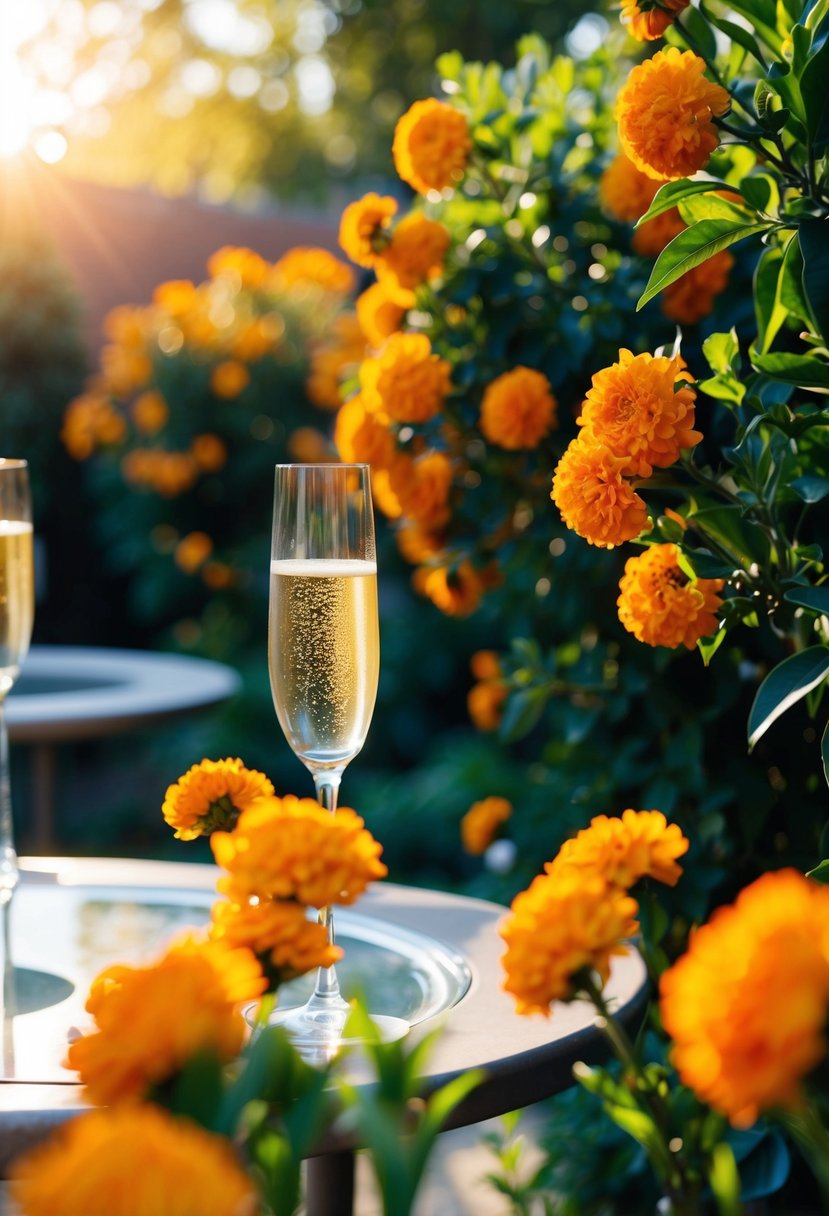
[701,3,768,64]
[790,475,829,503]
[637,220,772,310]
[635,178,732,228]
[777,231,813,326]
[691,505,771,565]
[709,1142,743,1216]
[807,857,829,882]
[754,244,786,354]
[702,329,740,375]
[698,624,728,667]
[799,27,829,148]
[718,0,779,49]
[739,172,778,215]
[747,646,829,749]
[784,586,829,613]
[751,350,829,390]
[678,193,752,225]
[799,217,829,342]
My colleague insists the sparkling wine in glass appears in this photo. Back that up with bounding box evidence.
[268,463,407,1053]
[0,460,34,907]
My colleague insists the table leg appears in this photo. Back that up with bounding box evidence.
[305,1150,355,1216]
[29,744,56,852]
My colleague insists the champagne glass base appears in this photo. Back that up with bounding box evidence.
[248,997,409,1064]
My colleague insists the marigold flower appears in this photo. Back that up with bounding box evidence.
[9,1106,257,1216]
[599,153,665,223]
[210,896,341,988]
[356,282,407,348]
[152,279,198,316]
[211,795,387,908]
[395,520,445,565]
[307,313,367,411]
[61,394,126,460]
[334,395,395,469]
[480,366,558,450]
[621,0,690,41]
[393,98,472,195]
[191,432,227,472]
[551,435,649,549]
[100,343,153,397]
[617,543,723,649]
[287,426,334,463]
[577,348,700,478]
[414,558,491,617]
[207,245,269,289]
[211,359,250,399]
[103,305,148,347]
[162,757,275,840]
[371,466,405,520]
[376,213,451,305]
[121,450,198,497]
[359,332,452,424]
[131,390,169,435]
[66,937,265,1105]
[270,245,355,295]
[390,451,454,530]
[501,868,639,1016]
[203,560,236,589]
[462,797,512,855]
[339,193,398,268]
[662,250,733,323]
[174,531,213,575]
[467,679,508,732]
[550,809,689,889]
[661,870,829,1127]
[615,48,730,180]
[471,650,501,681]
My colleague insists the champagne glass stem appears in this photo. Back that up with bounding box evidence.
[311,769,346,1005]
[0,697,18,906]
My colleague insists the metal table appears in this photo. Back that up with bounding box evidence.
[6,647,240,848]
[0,858,649,1215]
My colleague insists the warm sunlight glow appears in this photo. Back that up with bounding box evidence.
[0,0,64,161]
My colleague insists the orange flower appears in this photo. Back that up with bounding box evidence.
[617,543,724,649]
[633,205,685,257]
[376,213,451,305]
[356,282,407,348]
[339,193,398,267]
[61,394,126,460]
[467,679,508,732]
[66,937,265,1105]
[599,153,665,223]
[287,426,334,463]
[395,520,445,565]
[551,435,649,549]
[210,896,341,988]
[390,451,454,530]
[662,250,733,323]
[100,343,153,396]
[577,348,700,478]
[480,366,558,450]
[359,332,452,424]
[211,360,250,399]
[550,809,689,889]
[461,796,512,855]
[393,98,472,195]
[471,650,502,681]
[334,395,395,468]
[621,0,690,41]
[414,558,492,617]
[307,313,367,411]
[103,305,148,347]
[661,870,829,1127]
[615,48,730,180]
[500,868,639,1016]
[121,450,198,497]
[270,245,355,295]
[202,560,236,589]
[9,1106,257,1216]
[162,757,275,840]
[174,531,213,575]
[131,390,169,435]
[191,432,227,472]
[371,467,405,520]
[207,245,269,289]
[211,795,387,908]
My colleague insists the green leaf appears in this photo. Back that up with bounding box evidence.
[637,220,772,311]
[739,172,779,215]
[682,1,719,59]
[754,244,786,354]
[807,857,829,882]
[778,231,814,326]
[747,646,829,749]
[690,505,771,566]
[784,586,829,613]
[709,1141,743,1216]
[499,687,546,742]
[698,624,728,667]
[701,3,768,64]
[678,193,752,225]
[799,217,829,342]
[790,475,829,503]
[800,27,829,149]
[751,350,829,390]
[719,0,780,50]
[681,547,739,579]
[635,178,732,227]
[702,329,741,375]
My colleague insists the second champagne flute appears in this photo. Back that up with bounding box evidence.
[268,462,406,1052]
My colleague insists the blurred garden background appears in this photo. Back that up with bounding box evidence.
[3,0,829,1207]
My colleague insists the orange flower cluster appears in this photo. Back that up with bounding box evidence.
[121,448,199,497]
[131,390,169,435]
[375,213,452,306]
[467,650,508,732]
[617,543,724,649]
[461,796,513,855]
[9,1106,257,1216]
[61,393,127,460]
[211,795,387,909]
[210,895,341,989]
[270,245,355,296]
[307,313,368,410]
[338,193,398,267]
[161,757,274,839]
[357,282,407,349]
[210,359,250,399]
[392,98,472,195]
[660,870,829,1126]
[413,557,499,617]
[616,48,730,180]
[480,367,558,451]
[501,809,687,1015]
[359,333,452,424]
[599,154,733,322]
[66,937,266,1105]
[552,348,701,548]
[620,0,690,41]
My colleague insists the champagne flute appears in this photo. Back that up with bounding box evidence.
[268,463,407,1053]
[0,460,34,908]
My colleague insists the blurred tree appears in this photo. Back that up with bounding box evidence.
[20,0,601,204]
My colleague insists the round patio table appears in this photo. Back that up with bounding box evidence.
[6,647,241,848]
[0,857,649,1215]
